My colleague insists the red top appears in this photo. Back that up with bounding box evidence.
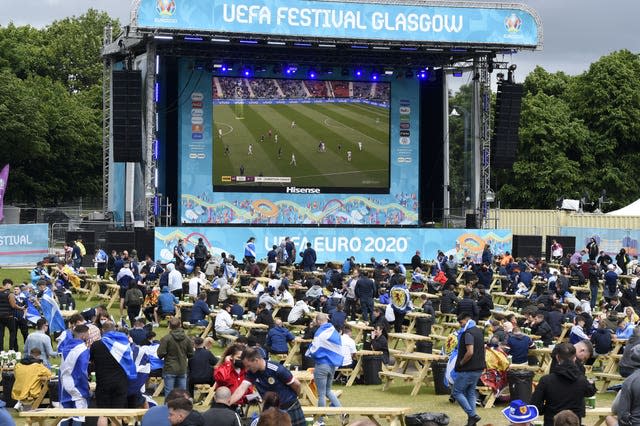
[214,360,253,404]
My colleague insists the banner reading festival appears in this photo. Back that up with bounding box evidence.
[138,0,540,48]
[0,224,49,266]
[155,226,512,264]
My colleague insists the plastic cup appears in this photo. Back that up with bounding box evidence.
[585,396,596,409]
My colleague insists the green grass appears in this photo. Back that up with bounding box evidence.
[212,103,390,188]
[2,268,616,425]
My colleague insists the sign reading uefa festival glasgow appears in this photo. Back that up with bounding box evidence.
[138,0,541,47]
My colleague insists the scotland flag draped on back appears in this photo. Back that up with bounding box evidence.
[101,331,138,380]
[306,322,343,367]
[25,299,42,324]
[40,287,65,332]
[58,335,91,407]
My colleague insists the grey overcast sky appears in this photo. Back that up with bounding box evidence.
[1,0,639,83]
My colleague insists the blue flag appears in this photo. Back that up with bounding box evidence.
[40,288,66,332]
[306,322,343,367]
[25,299,42,324]
[58,337,91,406]
[101,331,137,380]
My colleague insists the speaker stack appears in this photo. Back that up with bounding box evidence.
[112,70,143,163]
[492,82,523,169]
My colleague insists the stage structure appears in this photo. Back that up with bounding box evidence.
[102,0,542,231]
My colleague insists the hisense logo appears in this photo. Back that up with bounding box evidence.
[286,187,321,194]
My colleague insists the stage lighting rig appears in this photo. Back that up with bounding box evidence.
[507,64,517,83]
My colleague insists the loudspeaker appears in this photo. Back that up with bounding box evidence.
[546,236,576,261]
[512,235,542,259]
[112,70,143,163]
[66,231,96,267]
[106,231,136,254]
[492,82,523,169]
[134,228,155,260]
[465,212,478,229]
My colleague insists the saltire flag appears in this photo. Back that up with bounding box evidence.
[58,336,91,407]
[25,299,42,324]
[305,322,343,367]
[139,342,164,371]
[128,344,151,396]
[444,318,477,388]
[101,331,137,380]
[0,164,9,223]
[40,287,66,332]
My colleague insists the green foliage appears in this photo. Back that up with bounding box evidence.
[493,50,640,210]
[0,10,119,206]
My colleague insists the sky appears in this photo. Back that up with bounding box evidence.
[1,0,639,84]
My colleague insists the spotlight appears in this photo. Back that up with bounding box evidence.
[371,73,378,81]
[242,67,252,77]
[285,66,298,75]
[322,67,334,75]
[418,70,428,80]
[308,69,317,79]
[355,69,363,77]
[507,64,517,83]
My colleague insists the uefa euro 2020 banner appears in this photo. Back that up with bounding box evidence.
[155,226,512,264]
[0,224,49,266]
[137,0,541,48]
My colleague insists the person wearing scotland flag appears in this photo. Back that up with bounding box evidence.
[36,280,66,334]
[389,275,413,333]
[306,313,344,426]
[59,324,91,422]
[90,321,137,426]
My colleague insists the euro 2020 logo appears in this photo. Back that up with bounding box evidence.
[504,13,522,33]
[156,0,176,16]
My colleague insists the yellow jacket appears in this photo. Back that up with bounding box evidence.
[12,361,52,401]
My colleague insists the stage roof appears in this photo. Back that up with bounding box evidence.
[104,0,541,69]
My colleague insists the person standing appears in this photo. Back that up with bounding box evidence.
[300,243,317,272]
[531,342,596,426]
[194,238,209,271]
[94,248,108,278]
[0,279,23,351]
[23,319,55,368]
[586,238,599,262]
[90,322,137,426]
[244,237,257,264]
[410,251,422,271]
[230,347,304,426]
[453,313,486,426]
[167,263,184,299]
[284,237,296,266]
[306,313,343,426]
[59,324,91,417]
[355,271,375,323]
[158,318,194,397]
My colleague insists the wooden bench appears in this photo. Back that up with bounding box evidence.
[20,408,147,426]
[302,406,412,426]
[584,407,613,426]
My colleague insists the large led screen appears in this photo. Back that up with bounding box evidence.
[211,77,390,193]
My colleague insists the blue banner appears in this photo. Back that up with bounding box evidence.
[155,226,512,264]
[138,0,540,47]
[0,224,49,266]
[561,227,640,258]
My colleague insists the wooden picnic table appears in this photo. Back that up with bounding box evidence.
[60,310,79,319]
[387,332,431,353]
[283,337,312,367]
[492,292,526,310]
[585,407,613,426]
[346,321,373,344]
[198,311,219,338]
[272,302,293,318]
[84,278,112,302]
[233,292,257,308]
[405,311,432,334]
[529,347,553,374]
[292,369,344,406]
[345,350,383,387]
[379,352,448,396]
[20,408,147,426]
[233,320,268,336]
[302,406,411,426]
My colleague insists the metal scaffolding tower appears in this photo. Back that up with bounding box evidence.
[102,25,113,214]
[478,55,492,228]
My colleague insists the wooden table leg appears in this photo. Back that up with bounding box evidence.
[346,356,364,387]
[284,342,300,366]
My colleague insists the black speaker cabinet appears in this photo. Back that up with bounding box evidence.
[112,70,143,163]
[512,235,542,259]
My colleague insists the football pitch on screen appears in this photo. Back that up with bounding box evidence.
[212,102,390,189]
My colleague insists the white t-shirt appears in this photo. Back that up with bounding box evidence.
[215,309,234,332]
[340,334,357,367]
[168,269,183,292]
[188,277,203,298]
[288,301,310,323]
